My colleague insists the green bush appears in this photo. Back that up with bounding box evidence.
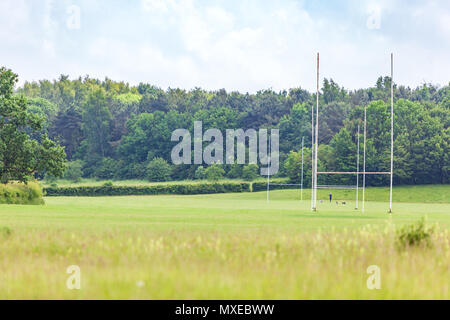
[205,164,225,181]
[242,164,259,181]
[194,166,206,180]
[44,181,251,197]
[64,160,83,182]
[103,181,114,187]
[94,158,119,180]
[146,158,172,182]
[0,181,44,205]
[226,164,242,179]
[397,218,434,248]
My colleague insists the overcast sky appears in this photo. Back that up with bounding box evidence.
[1,0,449,92]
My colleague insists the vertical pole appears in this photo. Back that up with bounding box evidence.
[267,135,271,203]
[389,53,394,213]
[362,106,367,212]
[313,52,319,211]
[311,63,315,210]
[356,125,360,209]
[301,137,304,201]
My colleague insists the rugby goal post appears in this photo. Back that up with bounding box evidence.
[311,53,395,213]
[267,53,395,213]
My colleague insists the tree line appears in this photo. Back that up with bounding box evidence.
[15,71,449,186]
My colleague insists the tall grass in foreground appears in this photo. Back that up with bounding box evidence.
[0,222,448,299]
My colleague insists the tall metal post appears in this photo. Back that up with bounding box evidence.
[356,125,360,209]
[301,136,304,201]
[266,135,271,203]
[313,52,319,211]
[362,106,367,212]
[311,60,315,210]
[389,53,394,213]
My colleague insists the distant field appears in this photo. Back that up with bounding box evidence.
[0,186,449,299]
[279,184,450,203]
[42,179,449,203]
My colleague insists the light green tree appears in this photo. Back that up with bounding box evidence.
[146,157,172,182]
[205,164,225,181]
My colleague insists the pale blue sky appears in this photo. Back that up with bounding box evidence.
[1,0,449,92]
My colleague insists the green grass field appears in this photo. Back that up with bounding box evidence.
[0,185,449,299]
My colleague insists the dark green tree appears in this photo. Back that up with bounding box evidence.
[0,67,66,183]
[64,160,83,182]
[82,89,112,158]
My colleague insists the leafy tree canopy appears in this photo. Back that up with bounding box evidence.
[0,68,66,183]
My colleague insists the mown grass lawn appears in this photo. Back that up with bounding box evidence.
[0,186,449,299]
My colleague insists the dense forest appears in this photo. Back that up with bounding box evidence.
[17,74,449,186]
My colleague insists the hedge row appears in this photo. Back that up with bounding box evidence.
[44,182,251,197]
[252,182,299,192]
[0,182,44,205]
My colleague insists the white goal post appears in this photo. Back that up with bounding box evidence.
[266,53,395,213]
[311,53,395,213]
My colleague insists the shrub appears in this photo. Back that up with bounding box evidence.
[226,164,242,179]
[146,158,172,182]
[194,166,206,180]
[115,162,147,180]
[205,164,225,181]
[94,158,118,180]
[103,181,114,187]
[64,160,83,182]
[242,164,259,181]
[172,164,194,181]
[0,181,44,205]
[397,218,434,248]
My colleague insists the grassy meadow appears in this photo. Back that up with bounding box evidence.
[0,185,449,299]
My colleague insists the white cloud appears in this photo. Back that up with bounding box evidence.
[0,0,448,91]
[0,0,32,43]
[92,0,450,91]
[205,7,235,29]
[42,39,56,57]
[87,37,198,88]
[141,0,171,13]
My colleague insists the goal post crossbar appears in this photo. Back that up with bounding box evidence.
[317,172,391,175]
[317,185,357,189]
